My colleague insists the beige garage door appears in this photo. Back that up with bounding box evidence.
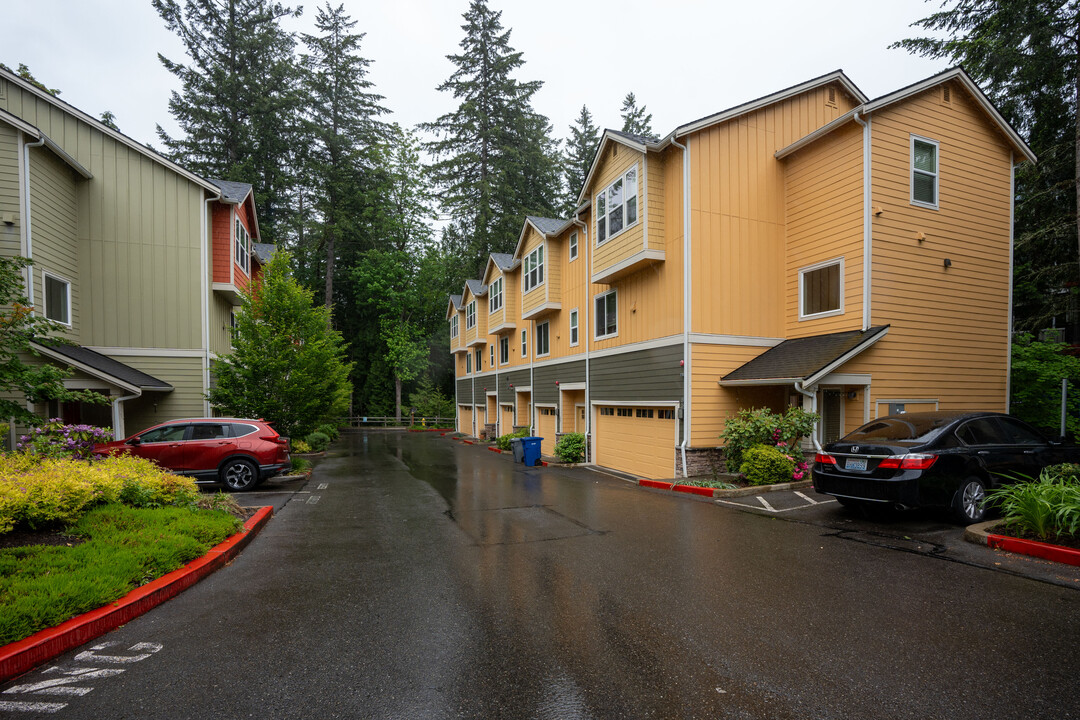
[537,407,558,455]
[459,405,472,436]
[595,406,677,480]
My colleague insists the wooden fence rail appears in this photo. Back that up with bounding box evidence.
[342,416,455,429]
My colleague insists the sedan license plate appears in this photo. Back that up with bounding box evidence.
[845,457,868,471]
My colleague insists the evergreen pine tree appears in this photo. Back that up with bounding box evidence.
[563,104,600,213]
[421,0,559,283]
[299,1,389,312]
[153,0,302,243]
[620,92,656,140]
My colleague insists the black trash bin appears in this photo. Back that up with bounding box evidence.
[511,437,525,463]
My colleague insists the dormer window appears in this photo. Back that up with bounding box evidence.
[596,165,638,245]
[466,300,476,329]
[489,277,503,313]
[524,245,544,292]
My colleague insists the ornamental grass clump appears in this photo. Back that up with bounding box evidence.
[987,464,1080,542]
[17,419,112,460]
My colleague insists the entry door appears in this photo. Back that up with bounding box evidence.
[821,390,844,445]
[575,405,585,433]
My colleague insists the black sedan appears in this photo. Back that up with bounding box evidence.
[812,411,1080,524]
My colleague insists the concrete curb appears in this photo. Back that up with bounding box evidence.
[0,505,274,684]
[964,520,1080,567]
[637,478,814,498]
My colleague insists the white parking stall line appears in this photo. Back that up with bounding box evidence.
[307,495,320,504]
[793,491,818,504]
[756,496,775,512]
[716,497,838,513]
[0,701,68,713]
[317,483,328,490]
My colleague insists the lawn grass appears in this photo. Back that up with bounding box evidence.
[0,504,241,645]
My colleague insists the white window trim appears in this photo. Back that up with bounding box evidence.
[466,353,472,374]
[521,328,528,359]
[594,289,618,340]
[489,277,503,313]
[798,256,845,321]
[41,270,72,327]
[569,232,578,261]
[595,163,640,247]
[466,300,477,329]
[489,345,494,367]
[450,315,459,338]
[536,321,551,358]
[499,336,510,366]
[234,214,250,275]
[523,244,545,293]
[569,308,579,347]
[910,135,940,210]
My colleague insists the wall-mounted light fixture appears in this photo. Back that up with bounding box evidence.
[943,258,952,268]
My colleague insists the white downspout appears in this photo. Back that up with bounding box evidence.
[572,217,591,460]
[670,135,691,477]
[1006,151,1015,413]
[23,135,45,312]
[794,380,822,452]
[111,391,141,440]
[202,195,214,415]
[853,111,872,331]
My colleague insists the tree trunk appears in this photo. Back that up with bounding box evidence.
[1075,35,1080,286]
[324,229,335,325]
[395,375,403,424]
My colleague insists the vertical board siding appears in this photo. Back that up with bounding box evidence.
[841,84,1013,411]
[690,85,851,337]
[111,355,204,434]
[544,228,585,359]
[0,124,21,259]
[209,294,234,356]
[783,121,864,337]
[690,343,787,446]
[28,147,80,336]
[590,146,646,273]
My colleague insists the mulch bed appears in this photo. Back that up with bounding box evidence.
[0,529,84,550]
[991,525,1080,551]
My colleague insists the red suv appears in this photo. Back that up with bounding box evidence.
[93,418,290,491]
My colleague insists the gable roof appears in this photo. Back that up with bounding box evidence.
[512,215,573,258]
[0,66,221,195]
[0,108,93,179]
[445,294,463,321]
[208,179,253,204]
[252,243,275,265]
[31,340,173,394]
[482,253,519,285]
[721,326,889,386]
[465,279,487,298]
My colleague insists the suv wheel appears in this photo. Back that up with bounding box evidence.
[952,478,986,525]
[221,458,258,491]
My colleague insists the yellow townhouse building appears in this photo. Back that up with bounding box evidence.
[447,67,1034,480]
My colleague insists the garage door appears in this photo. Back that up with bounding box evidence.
[537,407,558,455]
[500,404,514,436]
[459,405,472,436]
[595,406,677,480]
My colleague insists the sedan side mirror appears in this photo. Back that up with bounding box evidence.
[127,437,142,446]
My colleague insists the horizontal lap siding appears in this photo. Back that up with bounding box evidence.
[521,227,547,316]
[783,120,864,337]
[691,85,856,338]
[691,343,788,446]
[844,84,1012,413]
[533,360,584,404]
[499,368,531,403]
[456,377,472,403]
[590,345,683,402]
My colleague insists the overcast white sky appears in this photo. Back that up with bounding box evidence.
[8,0,947,152]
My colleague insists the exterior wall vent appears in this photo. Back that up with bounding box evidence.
[826,86,836,106]
[941,84,952,105]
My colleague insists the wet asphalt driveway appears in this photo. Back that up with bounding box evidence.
[4,431,1079,719]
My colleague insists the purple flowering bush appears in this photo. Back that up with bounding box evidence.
[18,418,113,460]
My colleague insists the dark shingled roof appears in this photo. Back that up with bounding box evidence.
[526,216,568,236]
[465,279,487,297]
[722,326,889,383]
[252,242,275,265]
[33,341,173,391]
[207,179,253,204]
[607,128,660,146]
[491,253,516,270]
[449,294,463,310]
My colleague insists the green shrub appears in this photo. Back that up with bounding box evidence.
[305,431,330,452]
[987,465,1080,541]
[554,433,586,463]
[316,423,340,441]
[291,439,312,453]
[496,427,531,451]
[290,457,312,474]
[739,444,797,486]
[720,407,818,469]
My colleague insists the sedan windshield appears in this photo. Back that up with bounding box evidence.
[845,416,952,444]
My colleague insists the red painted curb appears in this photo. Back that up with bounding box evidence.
[463,439,474,445]
[0,506,274,684]
[987,533,1080,567]
[540,461,548,467]
[637,479,714,497]
[487,447,502,454]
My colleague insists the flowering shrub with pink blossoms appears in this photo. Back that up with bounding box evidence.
[720,407,818,483]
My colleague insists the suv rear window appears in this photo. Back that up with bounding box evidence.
[846,416,951,443]
[230,423,259,438]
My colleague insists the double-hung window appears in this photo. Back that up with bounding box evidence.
[490,345,494,367]
[489,278,503,313]
[234,217,250,274]
[466,301,476,329]
[43,272,71,325]
[474,349,482,372]
[569,309,579,346]
[524,245,544,292]
[911,136,939,208]
[799,258,843,319]
[450,315,459,339]
[569,232,578,261]
[521,328,528,358]
[466,353,472,374]
[596,165,638,244]
[499,336,509,365]
[535,321,550,357]
[594,290,617,339]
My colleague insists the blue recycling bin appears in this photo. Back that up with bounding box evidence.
[521,437,543,466]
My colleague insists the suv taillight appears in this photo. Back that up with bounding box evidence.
[877,454,938,470]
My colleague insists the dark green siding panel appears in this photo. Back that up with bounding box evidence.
[456,378,472,404]
[590,345,684,401]
[499,369,531,403]
[473,378,490,405]
[533,360,585,404]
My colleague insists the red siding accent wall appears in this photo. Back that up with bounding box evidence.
[211,204,231,284]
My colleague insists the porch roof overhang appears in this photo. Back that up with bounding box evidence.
[31,340,174,395]
[719,326,889,388]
